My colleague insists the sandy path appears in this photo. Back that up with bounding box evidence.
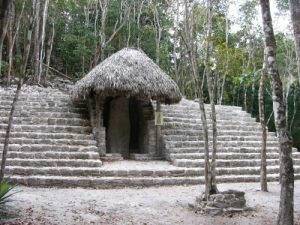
[1,181,300,225]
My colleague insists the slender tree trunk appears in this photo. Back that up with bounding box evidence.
[207,71,218,194]
[259,50,268,192]
[183,0,210,197]
[92,0,129,67]
[172,0,179,86]
[45,19,54,77]
[38,0,49,83]
[290,87,297,134]
[136,0,145,48]
[260,1,294,224]
[218,6,229,105]
[289,0,300,83]
[152,0,161,65]
[22,0,36,75]
[0,0,9,22]
[0,0,10,77]
[6,2,15,86]
[243,84,247,112]
[6,1,24,86]
[152,0,162,157]
[205,0,218,195]
[0,79,23,185]
[250,82,255,115]
[33,0,41,81]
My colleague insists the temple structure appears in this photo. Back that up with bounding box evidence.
[0,48,299,187]
[72,48,182,160]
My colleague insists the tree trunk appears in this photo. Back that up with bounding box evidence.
[183,0,210,197]
[38,0,49,83]
[259,1,294,224]
[259,50,268,192]
[136,0,145,48]
[33,0,41,82]
[289,0,300,83]
[243,85,247,112]
[218,6,229,105]
[7,1,24,86]
[0,0,10,77]
[250,82,255,115]
[0,79,23,185]
[289,87,297,134]
[172,0,179,86]
[6,11,15,86]
[45,19,55,77]
[207,71,218,194]
[205,0,218,195]
[0,0,9,22]
[22,0,36,76]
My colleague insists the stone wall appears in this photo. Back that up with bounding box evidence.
[87,94,106,155]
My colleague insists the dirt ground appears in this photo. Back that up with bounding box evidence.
[1,181,300,225]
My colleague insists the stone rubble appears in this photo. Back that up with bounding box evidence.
[190,190,254,216]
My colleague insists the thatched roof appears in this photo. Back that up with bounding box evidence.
[71,48,181,104]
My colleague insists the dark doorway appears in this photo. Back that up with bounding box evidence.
[103,97,146,158]
[129,98,145,154]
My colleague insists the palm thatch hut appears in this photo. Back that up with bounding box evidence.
[72,48,181,159]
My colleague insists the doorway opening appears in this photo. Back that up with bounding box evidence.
[103,97,146,159]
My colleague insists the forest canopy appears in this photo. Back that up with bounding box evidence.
[0,0,299,149]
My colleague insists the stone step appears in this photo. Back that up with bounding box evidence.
[170,152,300,160]
[7,175,203,187]
[3,151,100,160]
[0,137,96,146]
[216,165,300,176]
[0,117,90,126]
[0,131,94,140]
[168,146,280,154]
[0,110,87,119]
[163,135,278,142]
[163,122,261,131]
[7,173,298,188]
[0,124,93,134]
[4,166,201,177]
[162,113,256,122]
[0,100,85,108]
[163,104,244,112]
[162,108,249,116]
[0,105,86,113]
[164,116,258,125]
[0,144,99,152]
[4,158,102,167]
[162,129,277,137]
[165,140,279,148]
[216,174,280,183]
[0,95,71,102]
[0,96,86,108]
[172,158,300,168]
[173,159,275,168]
[6,165,300,178]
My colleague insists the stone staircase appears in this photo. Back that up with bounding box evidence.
[0,85,105,186]
[1,85,299,188]
[0,86,202,188]
[160,98,300,182]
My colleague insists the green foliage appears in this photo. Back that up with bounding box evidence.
[0,180,16,215]
[275,0,289,11]
[1,0,300,149]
